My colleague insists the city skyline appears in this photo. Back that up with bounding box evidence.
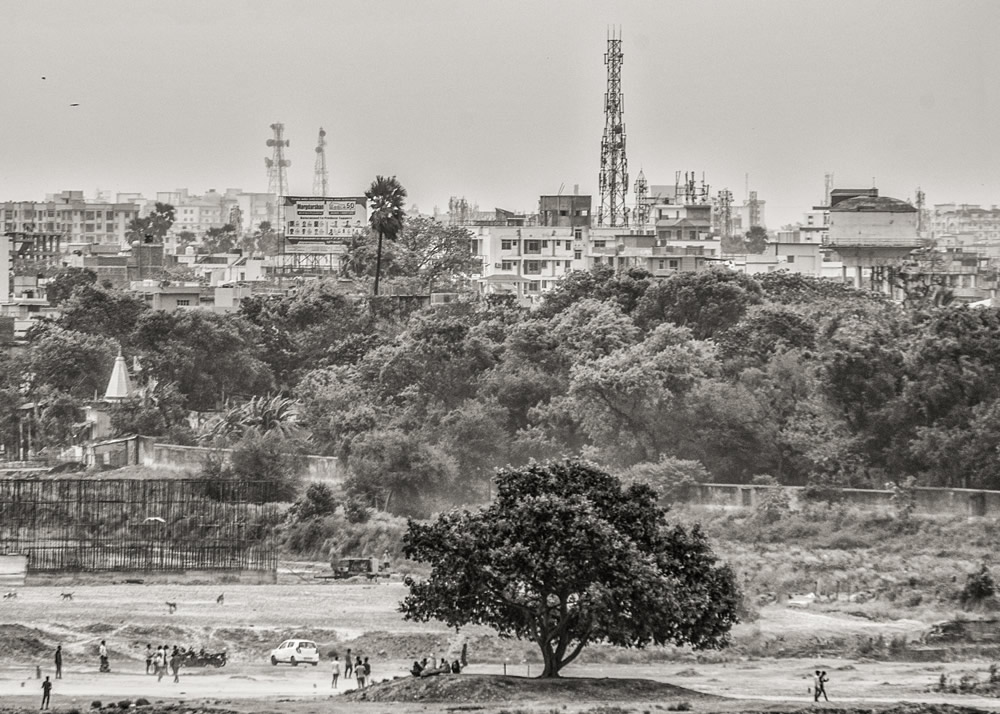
[2,0,999,227]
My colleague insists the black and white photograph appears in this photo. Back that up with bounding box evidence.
[1,1,999,713]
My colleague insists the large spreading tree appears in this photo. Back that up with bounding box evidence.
[400,458,741,677]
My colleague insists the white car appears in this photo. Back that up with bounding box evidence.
[270,639,320,666]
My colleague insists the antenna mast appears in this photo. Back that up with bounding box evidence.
[313,127,329,196]
[633,169,649,229]
[265,122,291,197]
[598,27,629,227]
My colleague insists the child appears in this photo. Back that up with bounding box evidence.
[41,676,52,710]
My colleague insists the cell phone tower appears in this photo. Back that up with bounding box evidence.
[598,27,628,227]
[264,122,291,197]
[313,127,329,197]
[633,168,649,229]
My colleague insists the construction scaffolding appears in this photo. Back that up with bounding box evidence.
[0,479,279,574]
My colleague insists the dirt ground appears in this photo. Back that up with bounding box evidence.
[1,577,998,713]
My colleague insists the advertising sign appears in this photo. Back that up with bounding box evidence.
[283,196,367,241]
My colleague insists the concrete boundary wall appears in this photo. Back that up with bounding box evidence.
[143,442,342,485]
[688,483,1000,517]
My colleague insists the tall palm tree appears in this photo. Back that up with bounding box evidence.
[365,175,407,296]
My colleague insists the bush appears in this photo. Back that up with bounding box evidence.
[619,456,710,503]
[229,430,305,502]
[281,507,408,562]
[288,483,339,522]
[961,565,996,608]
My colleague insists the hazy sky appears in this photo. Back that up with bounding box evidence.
[2,0,999,227]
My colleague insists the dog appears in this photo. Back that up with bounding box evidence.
[60,592,73,601]
[2,591,16,600]
[166,601,177,614]
[216,593,224,605]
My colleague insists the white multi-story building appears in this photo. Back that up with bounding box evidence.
[2,190,141,248]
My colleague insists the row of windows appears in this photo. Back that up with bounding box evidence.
[500,239,576,252]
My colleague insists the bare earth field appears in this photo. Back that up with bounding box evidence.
[1,574,998,714]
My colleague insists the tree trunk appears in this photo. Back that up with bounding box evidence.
[373,230,385,296]
[539,642,560,678]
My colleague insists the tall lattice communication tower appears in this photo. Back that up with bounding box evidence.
[265,122,291,197]
[716,190,734,239]
[632,169,649,229]
[598,28,628,227]
[313,127,329,196]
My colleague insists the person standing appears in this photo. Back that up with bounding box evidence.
[54,646,62,680]
[145,644,153,675]
[344,648,353,679]
[170,647,181,683]
[331,654,341,689]
[354,658,366,689]
[363,657,371,686]
[98,640,109,673]
[40,676,52,710]
[156,647,166,682]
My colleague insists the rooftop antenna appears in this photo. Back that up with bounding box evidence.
[598,26,628,227]
[313,127,329,197]
[265,122,291,197]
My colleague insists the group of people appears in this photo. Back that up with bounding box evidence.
[329,649,374,689]
[410,654,462,677]
[813,670,830,701]
[144,644,183,683]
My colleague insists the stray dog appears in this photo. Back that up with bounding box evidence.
[2,591,16,600]
[216,593,224,605]
[60,592,73,601]
[166,601,177,614]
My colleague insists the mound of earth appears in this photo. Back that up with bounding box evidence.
[345,673,712,703]
[0,624,50,658]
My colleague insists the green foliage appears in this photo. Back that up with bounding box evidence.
[126,202,175,243]
[228,430,305,503]
[634,269,763,339]
[401,458,741,677]
[287,482,339,522]
[202,223,238,254]
[46,268,97,306]
[58,285,149,346]
[108,381,190,439]
[620,456,710,502]
[743,226,769,254]
[961,565,996,608]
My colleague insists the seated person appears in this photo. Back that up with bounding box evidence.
[410,660,423,677]
[451,660,461,674]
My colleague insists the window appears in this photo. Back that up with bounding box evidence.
[573,250,581,260]
[540,260,548,268]
[564,260,571,269]
[565,241,572,250]
[593,240,606,248]
[573,229,582,241]
[689,230,697,240]
[658,259,665,269]
[528,281,540,292]
[541,240,548,248]
[85,224,94,232]
[85,211,94,220]
[668,259,679,269]
[786,255,795,263]
[559,210,568,217]
[524,260,541,274]
[501,239,514,250]
[593,256,602,264]
[542,281,550,289]
[501,260,514,270]
[576,210,589,217]
[525,240,541,253]
[176,299,191,306]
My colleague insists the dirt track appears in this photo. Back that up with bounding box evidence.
[1,580,998,712]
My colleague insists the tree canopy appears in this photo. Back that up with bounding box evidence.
[400,458,741,677]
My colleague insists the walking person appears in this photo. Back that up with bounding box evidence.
[98,640,109,673]
[145,644,153,674]
[331,654,341,689]
[40,675,52,710]
[54,645,62,680]
[344,648,353,679]
[818,670,830,702]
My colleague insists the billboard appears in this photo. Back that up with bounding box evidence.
[283,196,367,242]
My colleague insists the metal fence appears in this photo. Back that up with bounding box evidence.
[0,479,279,573]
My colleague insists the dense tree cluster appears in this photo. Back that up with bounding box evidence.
[13,261,1000,504]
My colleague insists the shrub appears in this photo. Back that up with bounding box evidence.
[288,483,339,522]
[961,564,996,608]
[620,456,710,503]
[229,430,305,502]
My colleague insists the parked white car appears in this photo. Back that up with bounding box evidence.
[270,639,320,666]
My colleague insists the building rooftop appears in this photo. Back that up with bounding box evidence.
[830,195,917,213]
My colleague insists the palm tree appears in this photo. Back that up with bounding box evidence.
[365,175,407,296]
